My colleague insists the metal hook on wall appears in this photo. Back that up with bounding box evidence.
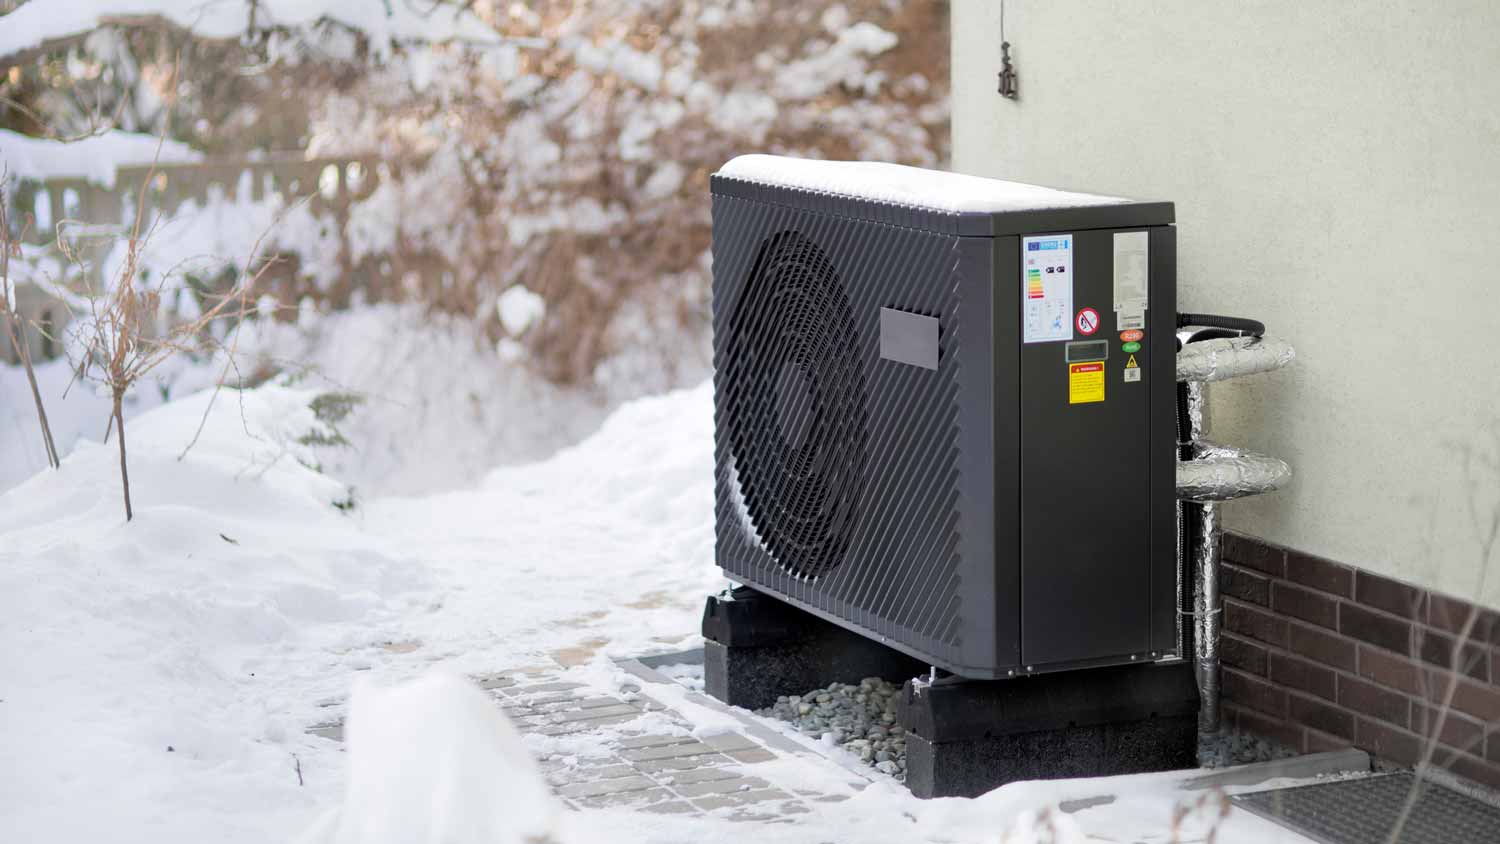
[999,42,1018,99]
[997,1,1018,99]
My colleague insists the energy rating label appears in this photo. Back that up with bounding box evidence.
[1022,234,1073,343]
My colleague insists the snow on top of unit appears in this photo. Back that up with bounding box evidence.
[716,154,1130,215]
[0,129,201,187]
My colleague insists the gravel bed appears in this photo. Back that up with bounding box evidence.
[762,678,1296,780]
[758,677,907,781]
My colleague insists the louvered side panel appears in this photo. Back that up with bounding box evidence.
[713,191,1000,676]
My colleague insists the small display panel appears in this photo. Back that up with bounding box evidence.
[1065,340,1109,362]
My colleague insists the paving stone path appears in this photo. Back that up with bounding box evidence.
[307,660,866,822]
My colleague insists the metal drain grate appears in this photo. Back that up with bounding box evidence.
[1234,772,1500,844]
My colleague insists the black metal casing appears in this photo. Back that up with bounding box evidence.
[711,173,1178,680]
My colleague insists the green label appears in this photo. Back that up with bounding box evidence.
[1121,341,1141,354]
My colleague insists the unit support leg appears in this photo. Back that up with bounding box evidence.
[701,586,928,711]
[898,661,1200,798]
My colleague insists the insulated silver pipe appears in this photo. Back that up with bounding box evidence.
[1175,334,1294,738]
[1181,379,1222,734]
[1192,500,1223,734]
[1177,441,1292,502]
[1176,335,1295,383]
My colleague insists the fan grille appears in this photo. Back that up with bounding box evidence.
[723,231,869,580]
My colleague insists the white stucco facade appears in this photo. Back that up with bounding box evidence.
[952,1,1500,606]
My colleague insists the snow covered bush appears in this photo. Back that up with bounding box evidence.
[3,0,950,395]
[314,0,950,386]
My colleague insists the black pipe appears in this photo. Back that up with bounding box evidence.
[1176,313,1265,338]
[1175,381,1194,461]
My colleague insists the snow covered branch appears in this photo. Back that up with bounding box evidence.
[0,0,499,65]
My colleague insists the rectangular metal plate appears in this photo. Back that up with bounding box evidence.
[879,307,939,370]
[1234,772,1500,844]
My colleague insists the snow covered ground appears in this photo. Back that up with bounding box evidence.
[0,303,636,496]
[1,369,1315,843]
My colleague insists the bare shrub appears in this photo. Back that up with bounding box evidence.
[67,138,273,520]
[1,171,62,468]
[1170,788,1232,844]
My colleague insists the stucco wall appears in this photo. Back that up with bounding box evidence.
[952,1,1500,607]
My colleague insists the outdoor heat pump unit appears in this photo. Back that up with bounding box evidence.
[711,156,1181,679]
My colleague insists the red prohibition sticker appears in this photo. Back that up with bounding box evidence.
[1076,308,1100,336]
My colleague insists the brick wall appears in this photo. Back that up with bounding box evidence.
[1219,532,1500,790]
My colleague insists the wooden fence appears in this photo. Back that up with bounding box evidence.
[3,153,441,365]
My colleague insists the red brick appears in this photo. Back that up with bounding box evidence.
[1272,581,1339,629]
[1435,674,1500,722]
[1270,652,1337,701]
[1427,593,1500,644]
[1356,718,1423,766]
[1222,533,1285,577]
[1355,571,1427,620]
[1230,704,1305,752]
[1289,693,1355,740]
[1338,675,1411,728]
[1289,621,1357,672]
[1225,599,1289,648]
[1357,645,1424,695]
[1285,550,1354,598]
[1340,602,1413,655]
[1223,667,1288,718]
[1415,629,1490,682]
[1414,705,1488,757]
[1221,564,1271,607]
[1221,633,1268,676]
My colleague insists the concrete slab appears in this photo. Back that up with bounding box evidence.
[1182,749,1371,791]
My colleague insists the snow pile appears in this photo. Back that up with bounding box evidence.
[0,128,200,186]
[716,155,1131,215]
[0,385,436,843]
[0,303,617,496]
[260,304,615,497]
[358,380,724,667]
[0,0,497,62]
[300,672,563,844]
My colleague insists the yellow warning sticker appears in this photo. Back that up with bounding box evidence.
[1124,354,1142,383]
[1069,361,1105,404]
[1126,355,1139,369]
